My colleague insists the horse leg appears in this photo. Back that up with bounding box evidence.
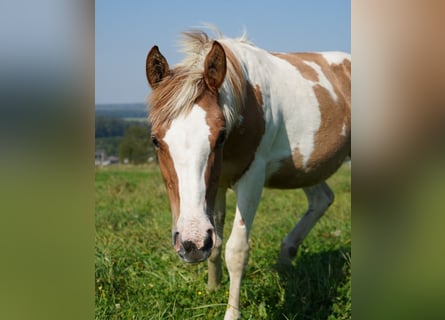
[224,162,265,320]
[279,181,334,264]
[208,187,227,290]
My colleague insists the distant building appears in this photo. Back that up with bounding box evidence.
[107,156,119,164]
[95,149,119,166]
[95,149,106,166]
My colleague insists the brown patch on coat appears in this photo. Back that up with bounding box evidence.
[219,83,266,187]
[272,53,319,82]
[306,55,351,173]
[151,123,180,224]
[266,54,351,188]
[306,83,350,180]
[266,150,308,188]
[331,59,351,103]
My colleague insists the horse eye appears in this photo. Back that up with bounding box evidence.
[216,129,226,148]
[151,135,160,149]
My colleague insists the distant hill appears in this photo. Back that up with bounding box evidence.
[95,103,148,120]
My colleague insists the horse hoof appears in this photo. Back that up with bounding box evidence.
[279,244,298,261]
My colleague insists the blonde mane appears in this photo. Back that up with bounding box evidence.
[148,28,250,131]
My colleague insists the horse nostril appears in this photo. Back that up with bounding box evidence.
[182,241,196,253]
[173,231,180,246]
[203,229,214,251]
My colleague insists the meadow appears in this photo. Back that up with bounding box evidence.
[95,164,351,319]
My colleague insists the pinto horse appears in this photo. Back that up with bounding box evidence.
[146,29,350,320]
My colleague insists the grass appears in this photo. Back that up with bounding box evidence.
[95,164,351,319]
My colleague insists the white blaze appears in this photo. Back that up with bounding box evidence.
[163,105,212,243]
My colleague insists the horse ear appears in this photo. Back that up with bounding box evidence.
[146,45,170,88]
[204,41,227,93]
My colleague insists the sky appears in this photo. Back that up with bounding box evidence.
[95,1,350,104]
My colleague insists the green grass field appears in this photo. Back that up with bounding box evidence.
[96,164,351,319]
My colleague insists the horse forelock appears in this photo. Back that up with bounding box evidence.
[148,29,247,132]
[148,67,206,129]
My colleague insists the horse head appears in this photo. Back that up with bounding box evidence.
[146,42,227,263]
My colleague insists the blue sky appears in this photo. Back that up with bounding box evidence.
[95,1,350,104]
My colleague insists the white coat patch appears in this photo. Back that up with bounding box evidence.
[341,122,347,136]
[321,51,350,65]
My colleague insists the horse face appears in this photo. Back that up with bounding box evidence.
[152,96,226,263]
[147,42,227,263]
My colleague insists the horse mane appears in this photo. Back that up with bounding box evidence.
[148,27,250,131]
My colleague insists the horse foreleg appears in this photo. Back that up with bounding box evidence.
[208,187,227,290]
[279,181,334,264]
[224,162,265,320]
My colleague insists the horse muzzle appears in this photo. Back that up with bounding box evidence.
[173,228,215,263]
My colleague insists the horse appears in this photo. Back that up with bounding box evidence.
[146,28,350,320]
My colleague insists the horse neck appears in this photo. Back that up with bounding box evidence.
[217,41,270,132]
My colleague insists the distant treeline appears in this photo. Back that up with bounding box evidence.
[95,103,148,119]
[95,116,149,138]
